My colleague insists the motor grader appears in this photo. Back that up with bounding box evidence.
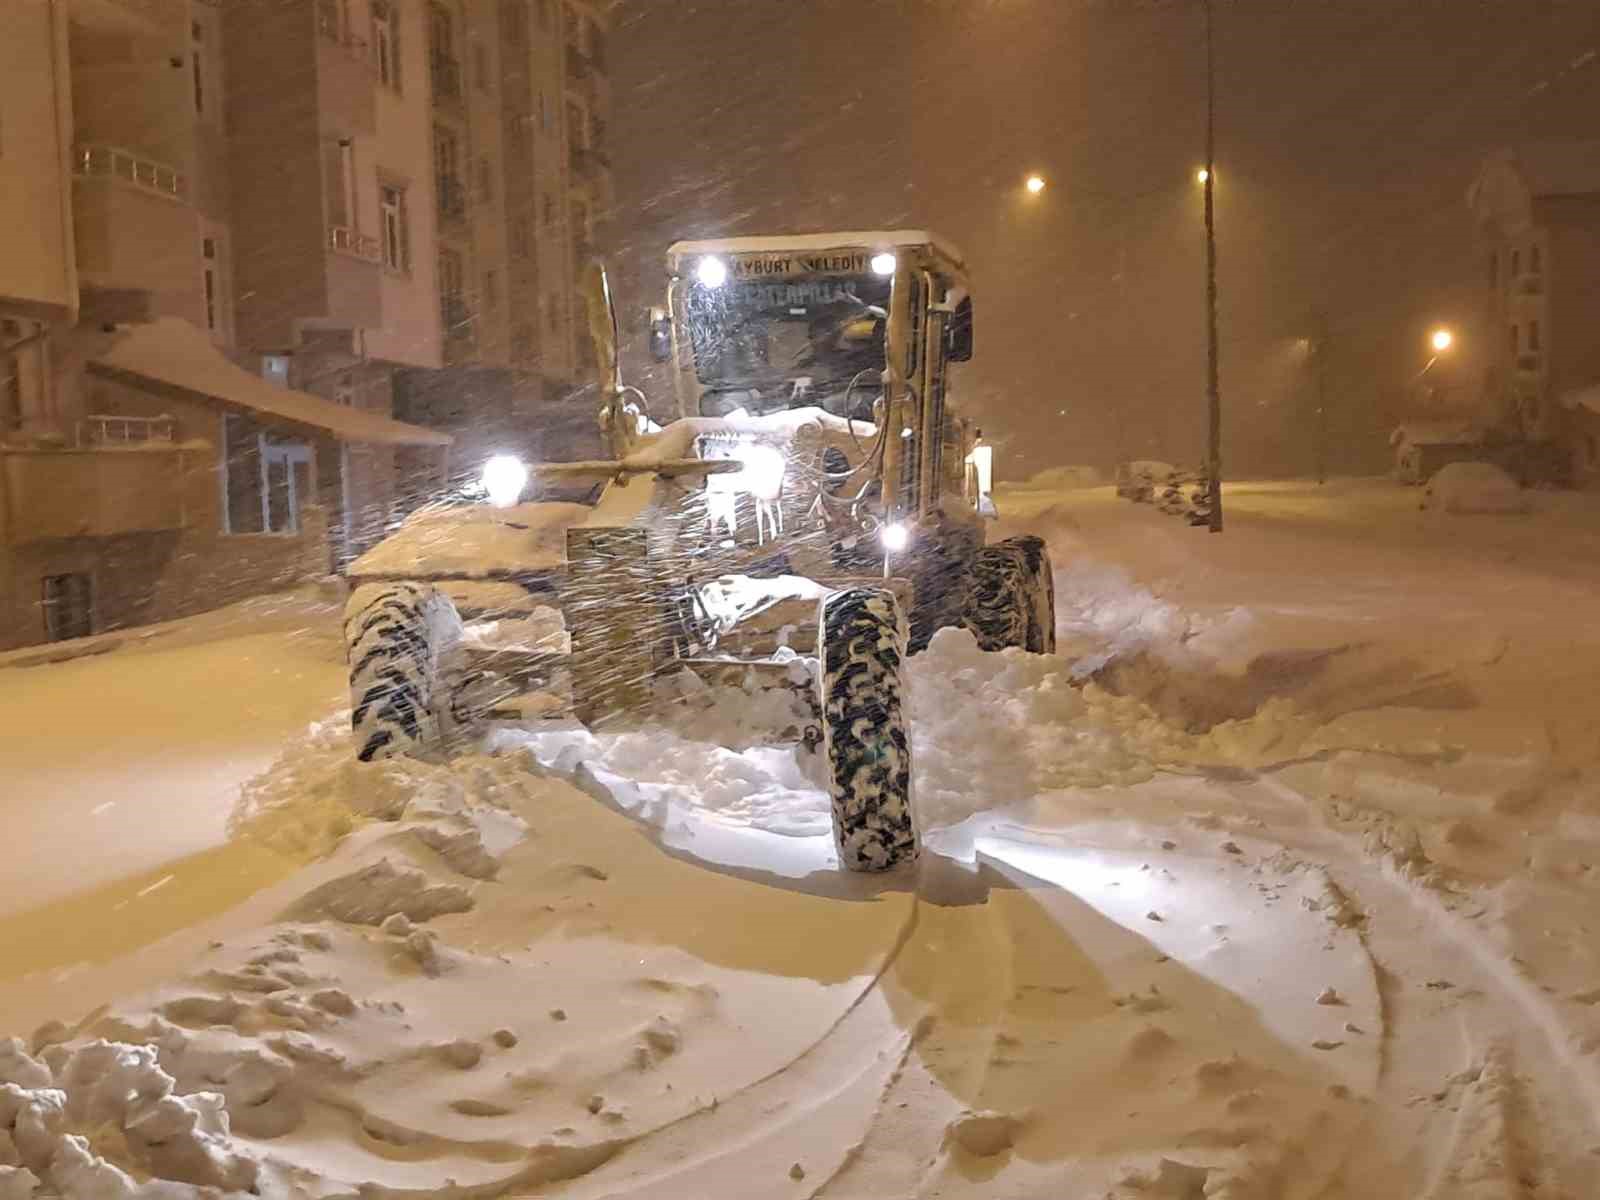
[343,231,1054,872]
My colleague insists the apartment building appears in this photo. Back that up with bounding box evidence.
[1469,142,1600,482]
[0,0,450,651]
[219,0,613,477]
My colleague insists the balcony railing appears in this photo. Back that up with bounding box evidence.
[1516,353,1542,373]
[73,145,186,201]
[328,225,382,262]
[76,414,176,447]
[430,56,463,105]
[1515,274,1544,296]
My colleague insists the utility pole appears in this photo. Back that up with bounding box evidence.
[1313,312,1329,485]
[1203,0,1223,531]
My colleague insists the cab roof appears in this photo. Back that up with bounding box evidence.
[667,229,967,271]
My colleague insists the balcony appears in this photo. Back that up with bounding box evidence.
[74,144,185,200]
[323,227,383,329]
[1516,353,1543,374]
[1514,274,1544,297]
[1,444,185,545]
[72,145,196,299]
[430,56,464,108]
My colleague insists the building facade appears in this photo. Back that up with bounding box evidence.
[0,0,455,652]
[219,0,613,482]
[1469,143,1600,483]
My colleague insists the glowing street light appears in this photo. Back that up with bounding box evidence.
[1195,167,1210,185]
[1024,174,1046,195]
[1430,327,1454,353]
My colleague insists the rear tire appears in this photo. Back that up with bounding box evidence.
[819,588,917,872]
[961,537,1056,654]
[344,583,463,762]
[1007,535,1057,654]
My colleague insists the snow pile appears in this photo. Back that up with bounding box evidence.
[347,501,589,578]
[230,722,529,868]
[1017,464,1101,491]
[0,1036,258,1198]
[1421,462,1529,514]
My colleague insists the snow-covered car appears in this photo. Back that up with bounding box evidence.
[1116,460,1178,502]
[344,234,1056,873]
[1419,461,1530,514]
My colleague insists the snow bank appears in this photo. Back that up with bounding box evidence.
[0,1036,258,1198]
[1420,462,1529,514]
[1016,464,1101,491]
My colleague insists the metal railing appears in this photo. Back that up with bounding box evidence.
[73,145,186,201]
[439,295,472,337]
[77,414,176,447]
[328,224,382,262]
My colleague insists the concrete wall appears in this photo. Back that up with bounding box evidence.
[224,2,327,352]
[0,0,77,318]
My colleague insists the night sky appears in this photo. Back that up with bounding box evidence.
[606,0,1600,479]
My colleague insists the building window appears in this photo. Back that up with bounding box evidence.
[473,42,490,88]
[1,347,23,434]
[373,1,400,90]
[477,154,493,203]
[41,574,92,643]
[202,237,218,332]
[503,1,526,44]
[433,126,463,217]
[542,192,556,226]
[1510,324,1519,355]
[588,18,606,70]
[428,3,460,100]
[512,214,531,258]
[512,323,533,361]
[538,91,550,132]
[1511,248,1520,276]
[547,294,560,335]
[1529,319,1541,353]
[439,249,467,334]
[191,21,205,114]
[483,269,498,313]
[223,415,310,535]
[1530,244,1542,275]
[566,97,587,148]
[380,184,408,270]
[537,0,552,30]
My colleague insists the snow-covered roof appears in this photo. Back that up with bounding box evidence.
[88,318,452,447]
[667,230,967,270]
[1559,382,1600,416]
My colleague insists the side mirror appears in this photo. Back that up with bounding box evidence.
[948,296,973,362]
[647,307,672,363]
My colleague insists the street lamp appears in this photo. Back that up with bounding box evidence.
[1430,327,1454,353]
[1195,167,1210,185]
[1025,174,1046,195]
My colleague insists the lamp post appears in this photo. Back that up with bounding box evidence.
[1202,0,1223,532]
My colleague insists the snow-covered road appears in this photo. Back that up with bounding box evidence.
[4,477,1600,1198]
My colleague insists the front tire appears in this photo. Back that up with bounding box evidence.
[819,588,917,872]
[344,583,463,762]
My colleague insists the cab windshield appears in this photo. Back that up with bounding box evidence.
[684,273,891,419]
